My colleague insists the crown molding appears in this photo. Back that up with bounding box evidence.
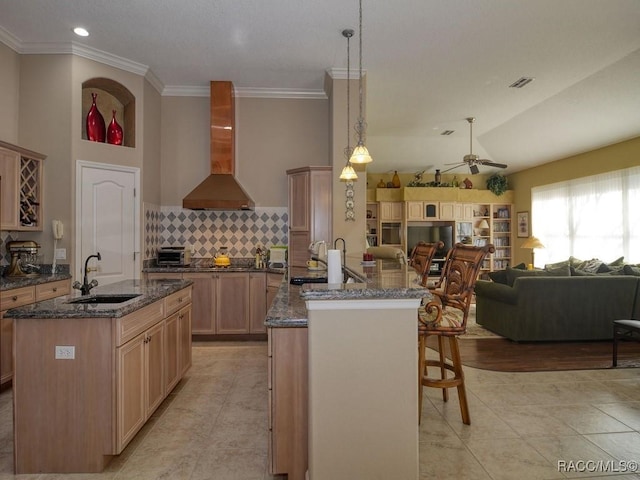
[0,32,327,99]
[161,85,327,99]
[0,27,21,52]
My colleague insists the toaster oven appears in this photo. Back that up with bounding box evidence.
[157,247,191,266]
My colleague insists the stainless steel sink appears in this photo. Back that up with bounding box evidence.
[67,294,141,304]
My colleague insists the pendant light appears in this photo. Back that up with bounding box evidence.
[340,29,358,181]
[349,0,373,165]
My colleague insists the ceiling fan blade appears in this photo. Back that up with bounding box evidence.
[481,161,508,169]
[441,164,466,173]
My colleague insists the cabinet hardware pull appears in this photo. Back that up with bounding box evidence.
[53,288,57,292]
[12,296,18,301]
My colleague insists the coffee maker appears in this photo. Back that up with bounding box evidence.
[5,240,41,277]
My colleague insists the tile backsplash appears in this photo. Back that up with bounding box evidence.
[144,204,289,259]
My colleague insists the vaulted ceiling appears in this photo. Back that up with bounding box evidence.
[2,0,639,175]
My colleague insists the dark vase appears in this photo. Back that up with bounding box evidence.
[86,93,106,142]
[107,110,124,146]
[435,169,442,185]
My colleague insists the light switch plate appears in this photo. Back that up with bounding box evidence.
[55,248,66,260]
[55,346,75,359]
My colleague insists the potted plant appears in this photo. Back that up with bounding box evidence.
[486,174,508,196]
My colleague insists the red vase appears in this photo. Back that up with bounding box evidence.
[86,93,106,142]
[107,110,124,146]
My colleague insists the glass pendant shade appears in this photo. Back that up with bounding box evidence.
[340,163,358,180]
[350,143,372,164]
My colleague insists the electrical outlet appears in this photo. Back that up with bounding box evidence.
[55,248,67,260]
[55,345,75,360]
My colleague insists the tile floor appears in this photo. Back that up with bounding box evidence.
[0,341,638,479]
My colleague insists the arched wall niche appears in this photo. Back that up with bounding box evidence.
[81,77,136,147]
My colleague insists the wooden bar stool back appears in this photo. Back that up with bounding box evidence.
[409,241,444,287]
[418,243,495,425]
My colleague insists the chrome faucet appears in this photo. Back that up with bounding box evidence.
[72,252,102,295]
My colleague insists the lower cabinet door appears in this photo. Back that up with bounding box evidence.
[164,312,180,393]
[216,273,250,334]
[145,322,165,416]
[179,305,192,376]
[117,333,146,452]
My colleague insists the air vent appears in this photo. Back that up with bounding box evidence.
[440,130,455,136]
[509,77,535,89]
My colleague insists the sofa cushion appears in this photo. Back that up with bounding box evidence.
[505,264,570,287]
[544,256,583,271]
[488,262,526,284]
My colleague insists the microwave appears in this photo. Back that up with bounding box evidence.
[157,247,191,266]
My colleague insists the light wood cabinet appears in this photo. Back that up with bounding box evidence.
[250,272,267,334]
[287,166,332,268]
[146,271,270,335]
[0,140,46,231]
[268,327,309,479]
[0,279,70,384]
[12,285,192,473]
[164,290,192,393]
[380,201,403,221]
[267,272,284,311]
[216,272,250,334]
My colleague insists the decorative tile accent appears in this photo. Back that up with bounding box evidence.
[0,231,18,266]
[153,206,288,258]
[143,202,162,260]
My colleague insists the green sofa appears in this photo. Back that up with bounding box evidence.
[475,275,640,341]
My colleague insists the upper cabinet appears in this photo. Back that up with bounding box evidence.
[0,141,46,231]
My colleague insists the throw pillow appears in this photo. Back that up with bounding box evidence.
[575,258,603,274]
[570,266,596,276]
[623,264,640,276]
[544,258,571,270]
[488,263,525,284]
[505,265,570,287]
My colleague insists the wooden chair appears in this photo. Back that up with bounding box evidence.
[409,241,444,287]
[418,243,495,425]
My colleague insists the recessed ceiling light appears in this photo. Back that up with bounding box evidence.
[73,27,89,37]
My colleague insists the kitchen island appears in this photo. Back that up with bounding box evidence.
[4,278,193,474]
[266,258,429,480]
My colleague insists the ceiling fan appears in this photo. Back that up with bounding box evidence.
[442,117,508,174]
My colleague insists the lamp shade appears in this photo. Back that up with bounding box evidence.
[477,219,490,230]
[350,144,372,164]
[339,163,358,180]
[521,236,545,249]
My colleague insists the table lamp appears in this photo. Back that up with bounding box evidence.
[521,236,545,268]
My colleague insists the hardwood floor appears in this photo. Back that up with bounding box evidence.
[428,336,640,372]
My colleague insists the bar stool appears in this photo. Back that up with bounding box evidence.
[418,243,494,425]
[612,319,640,367]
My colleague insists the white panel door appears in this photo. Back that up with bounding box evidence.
[77,162,139,285]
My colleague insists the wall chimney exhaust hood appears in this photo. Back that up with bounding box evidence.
[182,81,255,210]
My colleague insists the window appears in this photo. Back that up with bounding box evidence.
[531,166,640,265]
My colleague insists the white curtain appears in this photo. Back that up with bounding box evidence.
[531,166,640,266]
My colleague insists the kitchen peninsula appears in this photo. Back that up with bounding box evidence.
[266,258,429,480]
[4,278,193,474]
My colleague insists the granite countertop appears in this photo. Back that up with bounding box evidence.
[265,256,429,328]
[143,257,285,275]
[1,273,72,291]
[4,278,193,319]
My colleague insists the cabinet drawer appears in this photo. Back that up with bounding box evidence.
[116,301,164,346]
[164,287,192,317]
[1,286,35,309]
[35,279,70,301]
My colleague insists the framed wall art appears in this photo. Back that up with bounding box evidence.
[517,211,529,238]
